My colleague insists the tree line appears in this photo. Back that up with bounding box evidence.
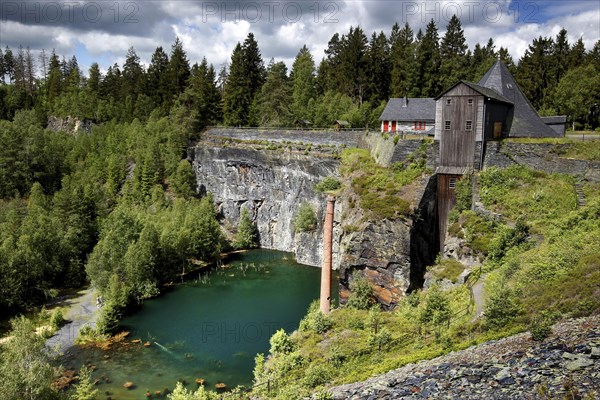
[1,16,599,130]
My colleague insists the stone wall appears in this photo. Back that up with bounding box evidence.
[206,127,362,148]
[484,141,600,182]
[359,132,434,168]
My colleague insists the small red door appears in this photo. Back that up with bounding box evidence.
[391,121,397,132]
[383,121,389,132]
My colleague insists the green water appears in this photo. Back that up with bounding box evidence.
[70,250,337,398]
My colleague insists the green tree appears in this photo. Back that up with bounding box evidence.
[122,46,145,101]
[170,159,197,199]
[390,22,415,97]
[70,366,99,400]
[184,57,222,129]
[293,203,317,233]
[146,46,170,110]
[439,15,469,90]
[415,20,441,97]
[517,36,555,110]
[251,60,291,126]
[569,37,586,69]
[291,45,317,120]
[223,34,265,126]
[553,65,600,128]
[234,208,258,249]
[346,272,374,310]
[0,316,57,400]
[367,31,390,102]
[168,37,191,98]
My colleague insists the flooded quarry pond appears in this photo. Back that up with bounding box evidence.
[68,250,337,399]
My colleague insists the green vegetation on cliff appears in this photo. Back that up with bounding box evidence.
[252,164,600,399]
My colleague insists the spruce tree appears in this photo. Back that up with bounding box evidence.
[291,45,317,119]
[234,208,258,249]
[168,37,191,98]
[517,36,555,109]
[367,31,390,102]
[439,15,468,90]
[4,46,14,83]
[252,60,291,127]
[390,22,415,97]
[339,26,369,104]
[415,20,441,97]
[147,46,170,109]
[123,46,145,99]
[570,38,586,69]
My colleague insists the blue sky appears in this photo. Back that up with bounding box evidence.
[0,1,598,75]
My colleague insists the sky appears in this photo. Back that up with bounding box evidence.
[0,0,599,76]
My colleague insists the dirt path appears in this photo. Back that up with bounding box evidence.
[46,287,99,356]
[471,275,486,322]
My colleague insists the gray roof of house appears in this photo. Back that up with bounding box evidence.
[462,82,513,104]
[540,115,567,124]
[478,61,560,138]
[379,97,436,122]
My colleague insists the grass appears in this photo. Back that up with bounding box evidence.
[340,145,427,220]
[252,164,600,399]
[429,259,466,283]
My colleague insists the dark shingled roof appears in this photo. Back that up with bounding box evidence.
[478,61,560,138]
[379,97,436,122]
[540,115,567,124]
[461,82,513,104]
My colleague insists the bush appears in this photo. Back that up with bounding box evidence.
[303,364,334,388]
[233,208,259,249]
[484,286,521,330]
[49,309,66,329]
[293,203,317,233]
[300,301,332,334]
[346,273,374,310]
[368,326,392,351]
[529,313,553,341]
[315,176,342,193]
[269,329,295,355]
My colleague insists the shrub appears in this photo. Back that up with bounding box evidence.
[49,309,65,329]
[233,208,259,249]
[269,329,295,355]
[300,301,332,334]
[454,171,473,213]
[368,326,392,351]
[346,272,374,310]
[529,312,553,341]
[293,203,317,233]
[419,286,451,331]
[303,364,334,388]
[484,286,521,330]
[315,176,342,193]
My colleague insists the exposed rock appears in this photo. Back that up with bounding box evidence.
[192,145,341,268]
[327,316,600,399]
[47,116,94,134]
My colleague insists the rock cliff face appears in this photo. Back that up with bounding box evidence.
[192,145,342,267]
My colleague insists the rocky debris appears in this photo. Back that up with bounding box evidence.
[47,116,94,134]
[328,316,600,399]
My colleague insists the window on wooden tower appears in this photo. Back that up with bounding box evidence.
[466,120,473,130]
[449,178,456,189]
[446,98,452,105]
[468,98,473,105]
[444,120,451,130]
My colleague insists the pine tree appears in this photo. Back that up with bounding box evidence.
[0,47,4,83]
[291,45,317,119]
[14,45,26,91]
[223,43,248,126]
[570,38,586,69]
[223,33,265,126]
[517,36,555,109]
[234,208,258,249]
[439,15,468,90]
[251,60,291,127]
[25,46,36,94]
[87,63,101,94]
[70,366,99,400]
[339,26,369,104]
[66,55,81,91]
[553,28,571,83]
[367,31,390,102]
[47,50,62,104]
[470,38,496,81]
[184,57,222,129]
[147,46,170,109]
[316,33,342,94]
[415,20,441,97]
[390,22,415,97]
[4,46,15,83]
[168,37,191,98]
[37,49,48,82]
[589,40,600,69]
[123,46,145,99]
